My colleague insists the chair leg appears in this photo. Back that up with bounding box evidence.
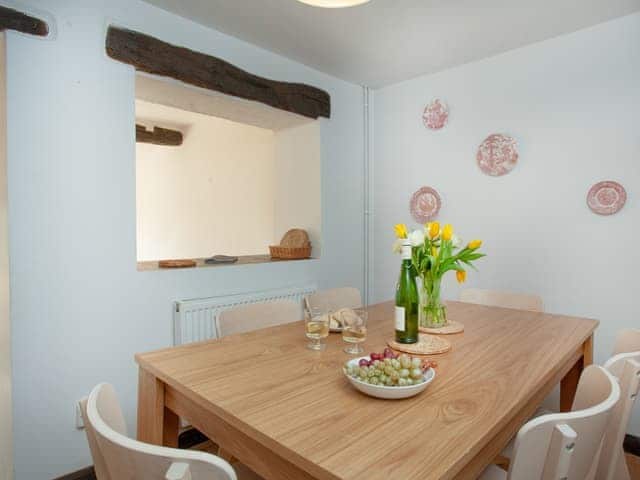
[615,449,631,480]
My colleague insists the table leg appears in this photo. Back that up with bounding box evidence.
[560,335,593,412]
[217,447,236,464]
[137,368,178,447]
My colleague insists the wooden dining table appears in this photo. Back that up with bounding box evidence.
[135,300,597,480]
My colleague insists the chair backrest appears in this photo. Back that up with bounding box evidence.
[305,287,362,313]
[596,329,640,480]
[84,383,236,480]
[79,397,112,480]
[217,300,300,337]
[610,328,640,357]
[508,365,620,480]
[459,288,543,312]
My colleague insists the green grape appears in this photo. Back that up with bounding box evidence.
[398,378,408,386]
[399,368,410,378]
[411,357,422,369]
[406,378,414,386]
[399,354,412,369]
[410,368,423,379]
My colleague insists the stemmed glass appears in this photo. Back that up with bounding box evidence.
[304,306,331,351]
[341,308,368,355]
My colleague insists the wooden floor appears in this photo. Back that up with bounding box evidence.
[628,453,640,479]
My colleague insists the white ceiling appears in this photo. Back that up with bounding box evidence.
[142,0,640,88]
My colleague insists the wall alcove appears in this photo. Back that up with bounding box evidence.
[133,73,322,268]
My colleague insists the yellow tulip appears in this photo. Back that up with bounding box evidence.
[394,224,408,239]
[431,246,438,257]
[442,224,453,241]
[427,222,440,239]
[468,239,483,250]
[456,270,466,283]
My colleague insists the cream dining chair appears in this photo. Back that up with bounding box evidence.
[216,300,300,337]
[596,329,640,480]
[459,288,543,312]
[479,365,620,480]
[495,329,640,479]
[304,287,362,312]
[79,383,261,480]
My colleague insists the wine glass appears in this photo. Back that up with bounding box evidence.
[341,308,368,355]
[304,306,330,351]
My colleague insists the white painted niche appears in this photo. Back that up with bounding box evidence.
[135,74,321,264]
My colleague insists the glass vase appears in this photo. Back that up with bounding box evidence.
[418,275,447,328]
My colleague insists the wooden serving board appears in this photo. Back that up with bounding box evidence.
[158,259,197,268]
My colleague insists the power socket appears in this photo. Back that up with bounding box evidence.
[76,398,86,430]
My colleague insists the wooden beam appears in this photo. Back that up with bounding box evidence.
[0,6,48,36]
[107,27,330,120]
[136,124,183,146]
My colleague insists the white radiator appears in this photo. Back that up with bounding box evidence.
[173,285,317,345]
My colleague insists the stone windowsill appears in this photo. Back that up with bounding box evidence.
[137,254,316,272]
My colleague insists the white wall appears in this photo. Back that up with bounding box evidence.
[372,13,640,434]
[274,122,322,255]
[136,101,277,260]
[0,34,13,480]
[6,1,364,478]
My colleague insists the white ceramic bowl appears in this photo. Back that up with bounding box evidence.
[343,356,436,399]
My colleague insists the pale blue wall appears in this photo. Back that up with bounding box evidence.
[372,12,640,436]
[6,1,365,477]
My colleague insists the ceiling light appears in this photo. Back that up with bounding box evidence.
[296,0,371,8]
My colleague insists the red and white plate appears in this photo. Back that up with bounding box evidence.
[422,99,449,130]
[587,181,626,215]
[410,187,441,224]
[477,133,518,176]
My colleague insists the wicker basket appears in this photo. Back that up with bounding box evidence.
[269,245,312,260]
[270,228,312,259]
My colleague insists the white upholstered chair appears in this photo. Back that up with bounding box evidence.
[79,383,261,480]
[460,288,543,312]
[596,329,640,480]
[479,365,620,480]
[216,300,300,337]
[304,287,362,312]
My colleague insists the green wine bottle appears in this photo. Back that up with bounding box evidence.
[395,240,418,344]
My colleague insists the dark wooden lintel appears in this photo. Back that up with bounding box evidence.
[0,6,48,36]
[136,124,183,146]
[107,26,330,119]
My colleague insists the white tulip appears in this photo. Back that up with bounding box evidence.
[451,234,462,248]
[392,238,403,254]
[408,229,425,247]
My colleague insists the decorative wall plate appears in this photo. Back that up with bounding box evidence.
[477,133,518,176]
[410,186,441,224]
[423,99,449,130]
[587,181,626,215]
